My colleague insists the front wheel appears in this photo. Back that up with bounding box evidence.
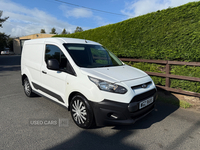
[70,95,95,129]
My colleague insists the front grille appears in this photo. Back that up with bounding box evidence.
[131,81,152,90]
[130,89,156,103]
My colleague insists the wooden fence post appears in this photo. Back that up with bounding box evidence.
[165,61,170,88]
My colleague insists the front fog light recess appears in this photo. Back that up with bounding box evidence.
[89,76,127,94]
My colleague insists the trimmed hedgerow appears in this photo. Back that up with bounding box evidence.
[126,62,165,73]
[126,62,200,93]
[170,65,200,78]
[170,65,200,93]
[125,62,166,86]
[55,1,200,62]
[55,1,200,93]
[170,79,200,93]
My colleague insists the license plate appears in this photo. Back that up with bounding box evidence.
[139,97,154,109]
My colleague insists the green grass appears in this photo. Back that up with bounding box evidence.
[179,100,192,108]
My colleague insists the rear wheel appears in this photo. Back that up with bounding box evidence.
[23,77,35,97]
[70,95,95,129]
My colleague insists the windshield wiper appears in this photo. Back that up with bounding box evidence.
[102,65,113,67]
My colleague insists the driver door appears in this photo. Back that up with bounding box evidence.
[40,44,67,103]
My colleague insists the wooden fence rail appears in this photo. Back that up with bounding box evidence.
[120,58,200,97]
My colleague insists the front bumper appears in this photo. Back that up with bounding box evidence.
[89,89,157,126]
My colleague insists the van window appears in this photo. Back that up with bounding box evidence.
[45,44,75,75]
[63,44,123,68]
[45,45,61,63]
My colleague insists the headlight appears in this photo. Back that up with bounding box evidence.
[88,76,127,94]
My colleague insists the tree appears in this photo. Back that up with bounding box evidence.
[40,29,46,33]
[61,28,70,35]
[74,26,83,33]
[0,33,9,51]
[50,27,57,34]
[0,10,9,28]
[0,11,9,53]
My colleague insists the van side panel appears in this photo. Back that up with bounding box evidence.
[22,43,44,85]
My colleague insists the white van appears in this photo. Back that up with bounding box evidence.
[21,38,157,128]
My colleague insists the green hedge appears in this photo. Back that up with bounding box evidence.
[55,1,200,93]
[170,65,200,93]
[55,1,200,62]
[127,62,200,93]
[126,62,166,86]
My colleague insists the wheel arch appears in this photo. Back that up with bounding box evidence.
[22,74,28,85]
[68,91,88,111]
[69,91,95,128]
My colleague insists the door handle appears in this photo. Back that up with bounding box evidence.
[42,71,47,74]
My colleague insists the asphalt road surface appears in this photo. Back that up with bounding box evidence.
[0,55,200,150]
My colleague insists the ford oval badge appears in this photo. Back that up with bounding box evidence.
[141,84,147,88]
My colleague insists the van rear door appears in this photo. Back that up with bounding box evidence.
[23,43,43,86]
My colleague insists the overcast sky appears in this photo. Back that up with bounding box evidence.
[0,0,198,37]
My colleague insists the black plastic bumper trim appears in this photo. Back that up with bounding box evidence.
[88,91,157,126]
[131,89,157,102]
[32,82,64,103]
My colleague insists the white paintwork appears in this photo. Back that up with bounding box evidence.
[80,65,147,83]
[21,37,156,107]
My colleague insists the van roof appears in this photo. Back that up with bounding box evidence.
[24,37,101,45]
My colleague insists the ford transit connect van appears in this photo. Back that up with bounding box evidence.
[21,38,157,128]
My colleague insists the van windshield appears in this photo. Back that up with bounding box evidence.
[63,44,123,68]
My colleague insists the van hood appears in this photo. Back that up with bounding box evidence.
[80,65,147,83]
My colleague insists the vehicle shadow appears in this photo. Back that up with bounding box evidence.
[113,88,180,130]
[48,90,180,150]
[113,102,178,130]
[48,129,144,150]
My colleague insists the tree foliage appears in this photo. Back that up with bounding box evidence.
[50,27,57,34]
[40,29,46,33]
[74,26,83,33]
[0,33,9,50]
[0,10,9,28]
[0,11,9,51]
[61,28,70,35]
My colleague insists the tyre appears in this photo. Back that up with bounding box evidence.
[70,95,95,129]
[23,77,35,97]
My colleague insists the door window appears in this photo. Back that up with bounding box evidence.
[45,44,75,75]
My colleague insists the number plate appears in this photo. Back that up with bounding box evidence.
[139,97,154,109]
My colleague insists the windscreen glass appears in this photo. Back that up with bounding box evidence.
[63,44,123,68]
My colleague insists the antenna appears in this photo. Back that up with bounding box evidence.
[84,36,87,43]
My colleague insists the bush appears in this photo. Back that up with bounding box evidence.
[55,1,200,62]
[55,1,200,93]
[127,62,200,92]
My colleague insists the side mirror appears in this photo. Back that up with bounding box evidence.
[47,59,60,70]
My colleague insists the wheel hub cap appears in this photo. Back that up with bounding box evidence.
[72,99,87,124]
